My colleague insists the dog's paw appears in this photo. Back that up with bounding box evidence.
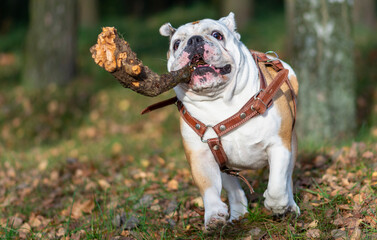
[263,191,300,216]
[228,206,248,223]
[272,205,300,221]
[204,211,228,233]
[228,212,249,224]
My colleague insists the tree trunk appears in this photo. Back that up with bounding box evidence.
[221,0,253,29]
[292,0,355,144]
[79,0,98,28]
[353,0,377,29]
[23,0,77,88]
[285,0,295,58]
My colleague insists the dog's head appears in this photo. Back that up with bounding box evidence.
[160,13,243,95]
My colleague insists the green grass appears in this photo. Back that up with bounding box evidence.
[1,3,377,239]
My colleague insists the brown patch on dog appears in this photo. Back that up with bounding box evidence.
[166,50,170,60]
[259,63,298,150]
[180,118,212,195]
[192,20,200,25]
[292,130,298,161]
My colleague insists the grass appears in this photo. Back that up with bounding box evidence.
[1,2,377,239]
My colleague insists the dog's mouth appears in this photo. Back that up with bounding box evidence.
[189,54,231,76]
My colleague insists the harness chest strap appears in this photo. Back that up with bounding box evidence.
[177,68,289,170]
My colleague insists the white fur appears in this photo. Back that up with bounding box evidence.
[160,14,299,231]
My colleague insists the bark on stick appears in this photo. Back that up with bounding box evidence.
[90,27,190,97]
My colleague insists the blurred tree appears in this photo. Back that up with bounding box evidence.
[0,0,29,34]
[23,0,77,88]
[354,0,376,28]
[285,0,294,57]
[292,0,355,144]
[221,0,253,29]
[79,0,98,28]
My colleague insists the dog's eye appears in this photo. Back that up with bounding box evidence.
[173,40,181,51]
[211,31,223,40]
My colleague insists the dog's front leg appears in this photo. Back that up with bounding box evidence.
[183,140,229,232]
[263,144,299,215]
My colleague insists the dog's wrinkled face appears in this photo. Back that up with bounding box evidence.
[160,13,241,94]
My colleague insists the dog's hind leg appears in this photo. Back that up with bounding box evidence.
[221,173,248,222]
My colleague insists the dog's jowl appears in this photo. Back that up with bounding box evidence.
[159,12,299,232]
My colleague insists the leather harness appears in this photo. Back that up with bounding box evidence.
[142,51,297,194]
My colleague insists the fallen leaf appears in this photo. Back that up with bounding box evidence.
[9,216,23,228]
[350,227,361,240]
[333,215,346,226]
[140,159,150,168]
[28,214,42,228]
[314,155,327,167]
[306,229,321,239]
[150,201,163,210]
[331,229,347,239]
[98,179,110,190]
[50,170,59,181]
[248,227,261,236]
[56,227,66,237]
[18,223,31,239]
[167,179,179,191]
[111,142,122,155]
[7,168,16,178]
[372,127,377,137]
[70,202,84,219]
[0,53,16,66]
[372,172,377,181]
[133,194,153,209]
[307,220,318,228]
[338,204,352,210]
[81,199,95,214]
[70,230,86,240]
[362,151,374,159]
[38,160,48,171]
[191,197,204,208]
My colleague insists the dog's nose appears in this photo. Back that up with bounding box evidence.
[187,35,204,46]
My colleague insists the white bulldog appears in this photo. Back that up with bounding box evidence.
[159,13,299,232]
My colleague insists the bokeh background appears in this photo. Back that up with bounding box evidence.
[1,0,377,239]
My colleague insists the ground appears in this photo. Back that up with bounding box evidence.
[1,82,377,239]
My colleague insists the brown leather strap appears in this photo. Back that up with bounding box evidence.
[177,101,207,137]
[176,55,291,170]
[141,96,178,115]
[253,53,267,89]
[225,170,254,195]
[211,69,288,137]
[248,69,289,115]
[252,51,297,127]
[207,138,228,170]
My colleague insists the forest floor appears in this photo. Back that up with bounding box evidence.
[1,82,377,239]
[1,3,377,239]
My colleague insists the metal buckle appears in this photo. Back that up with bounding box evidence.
[251,89,267,111]
[200,125,215,143]
[265,50,279,62]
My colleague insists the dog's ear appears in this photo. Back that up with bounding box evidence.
[219,12,240,40]
[159,23,176,37]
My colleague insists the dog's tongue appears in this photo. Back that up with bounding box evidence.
[191,72,212,85]
[190,66,221,85]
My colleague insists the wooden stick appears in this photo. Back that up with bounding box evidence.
[90,27,190,97]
